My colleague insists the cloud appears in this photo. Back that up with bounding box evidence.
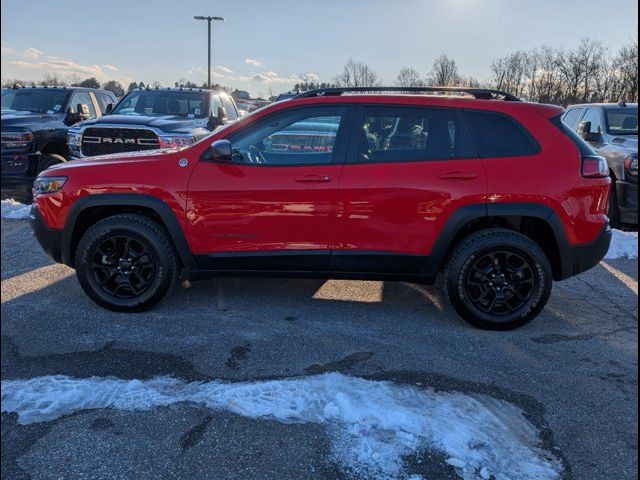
[215,65,234,74]
[300,72,320,83]
[24,48,44,58]
[245,58,263,67]
[102,64,118,72]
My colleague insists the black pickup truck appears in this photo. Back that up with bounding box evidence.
[67,87,239,159]
[1,85,116,194]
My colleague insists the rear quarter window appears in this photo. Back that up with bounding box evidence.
[466,110,539,158]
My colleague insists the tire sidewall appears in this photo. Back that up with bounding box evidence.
[75,219,174,312]
[446,233,552,330]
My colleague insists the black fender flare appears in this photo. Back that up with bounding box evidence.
[61,193,196,271]
[422,202,572,280]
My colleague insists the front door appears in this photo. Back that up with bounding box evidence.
[187,105,350,271]
[332,105,486,274]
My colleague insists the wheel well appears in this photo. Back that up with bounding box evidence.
[69,205,168,266]
[445,215,563,280]
[40,141,68,157]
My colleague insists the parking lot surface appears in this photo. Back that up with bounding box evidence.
[1,218,638,480]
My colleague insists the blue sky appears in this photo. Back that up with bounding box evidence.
[1,0,637,97]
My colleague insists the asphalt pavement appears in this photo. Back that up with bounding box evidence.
[1,218,637,480]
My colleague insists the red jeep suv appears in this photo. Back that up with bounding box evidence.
[30,87,612,330]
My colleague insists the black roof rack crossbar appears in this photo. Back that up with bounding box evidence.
[294,86,521,102]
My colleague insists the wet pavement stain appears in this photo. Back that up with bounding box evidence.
[225,344,251,371]
[305,352,374,374]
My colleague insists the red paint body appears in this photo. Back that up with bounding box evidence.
[37,95,611,261]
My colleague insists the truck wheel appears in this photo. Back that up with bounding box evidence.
[74,214,179,312]
[444,228,553,330]
[37,154,65,174]
[608,181,622,229]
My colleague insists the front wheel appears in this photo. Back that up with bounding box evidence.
[74,214,179,312]
[444,228,553,330]
[37,153,65,174]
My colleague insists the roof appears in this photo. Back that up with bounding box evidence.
[568,102,638,109]
[1,85,109,92]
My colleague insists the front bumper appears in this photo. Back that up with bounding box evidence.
[29,205,63,264]
[1,153,40,183]
[563,224,612,279]
[616,179,638,225]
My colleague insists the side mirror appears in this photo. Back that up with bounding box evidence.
[77,103,90,120]
[105,103,113,114]
[207,106,228,130]
[578,121,600,142]
[208,139,232,162]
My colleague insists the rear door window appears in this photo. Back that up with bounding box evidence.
[466,110,538,158]
[581,108,604,134]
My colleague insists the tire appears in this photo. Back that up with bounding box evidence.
[444,228,553,330]
[74,214,179,312]
[37,153,65,174]
[608,180,622,229]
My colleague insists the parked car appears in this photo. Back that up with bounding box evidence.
[67,87,240,159]
[1,85,116,186]
[30,86,612,330]
[562,101,638,227]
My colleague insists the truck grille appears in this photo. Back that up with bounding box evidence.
[81,128,159,156]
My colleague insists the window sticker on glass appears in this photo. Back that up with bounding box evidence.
[53,104,62,112]
[194,108,201,115]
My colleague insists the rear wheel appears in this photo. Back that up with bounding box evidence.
[74,214,178,312]
[444,228,553,330]
[37,153,65,174]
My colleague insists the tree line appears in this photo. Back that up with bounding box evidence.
[2,36,637,105]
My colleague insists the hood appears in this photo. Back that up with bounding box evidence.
[1,110,65,128]
[82,114,209,133]
[44,147,186,172]
[610,135,638,151]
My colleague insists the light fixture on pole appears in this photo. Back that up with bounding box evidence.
[193,16,226,89]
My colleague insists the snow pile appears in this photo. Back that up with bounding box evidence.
[605,229,638,259]
[2,373,562,480]
[1,199,31,219]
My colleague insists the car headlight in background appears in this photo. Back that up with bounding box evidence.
[33,176,67,195]
[624,153,638,178]
[157,134,196,149]
[1,130,34,151]
[67,131,82,149]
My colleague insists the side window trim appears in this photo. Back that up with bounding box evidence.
[464,109,541,158]
[346,104,477,165]
[220,104,353,167]
[88,92,102,118]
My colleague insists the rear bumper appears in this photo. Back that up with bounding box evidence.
[29,205,63,264]
[616,179,638,225]
[560,224,612,279]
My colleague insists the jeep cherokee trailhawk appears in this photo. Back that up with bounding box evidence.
[30,87,612,330]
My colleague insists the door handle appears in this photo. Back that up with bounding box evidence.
[437,171,477,180]
[295,175,332,183]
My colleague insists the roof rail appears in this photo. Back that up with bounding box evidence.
[294,86,521,102]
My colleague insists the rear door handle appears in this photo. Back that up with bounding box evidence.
[295,175,332,183]
[437,171,477,180]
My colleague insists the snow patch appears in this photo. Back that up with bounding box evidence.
[605,229,638,259]
[1,373,562,480]
[1,199,31,219]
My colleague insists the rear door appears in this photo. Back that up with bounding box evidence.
[186,105,351,271]
[331,105,486,274]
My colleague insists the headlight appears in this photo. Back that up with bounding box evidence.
[1,130,34,151]
[158,135,196,149]
[67,131,82,148]
[33,176,67,195]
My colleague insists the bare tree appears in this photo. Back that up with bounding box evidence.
[69,73,82,86]
[40,73,63,86]
[427,54,460,86]
[489,51,528,97]
[395,67,424,87]
[334,59,380,87]
[614,34,638,102]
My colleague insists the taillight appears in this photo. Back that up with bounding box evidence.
[624,153,638,178]
[581,155,609,178]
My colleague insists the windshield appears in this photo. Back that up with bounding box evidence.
[112,90,210,118]
[606,107,638,135]
[1,89,70,114]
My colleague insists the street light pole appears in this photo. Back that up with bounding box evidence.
[194,16,225,89]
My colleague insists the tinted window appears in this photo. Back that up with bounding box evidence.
[581,108,603,134]
[112,90,209,117]
[605,107,638,135]
[562,108,585,130]
[220,94,238,120]
[1,89,69,114]
[94,92,115,114]
[466,111,537,157]
[70,91,97,118]
[229,107,346,166]
[357,107,466,162]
